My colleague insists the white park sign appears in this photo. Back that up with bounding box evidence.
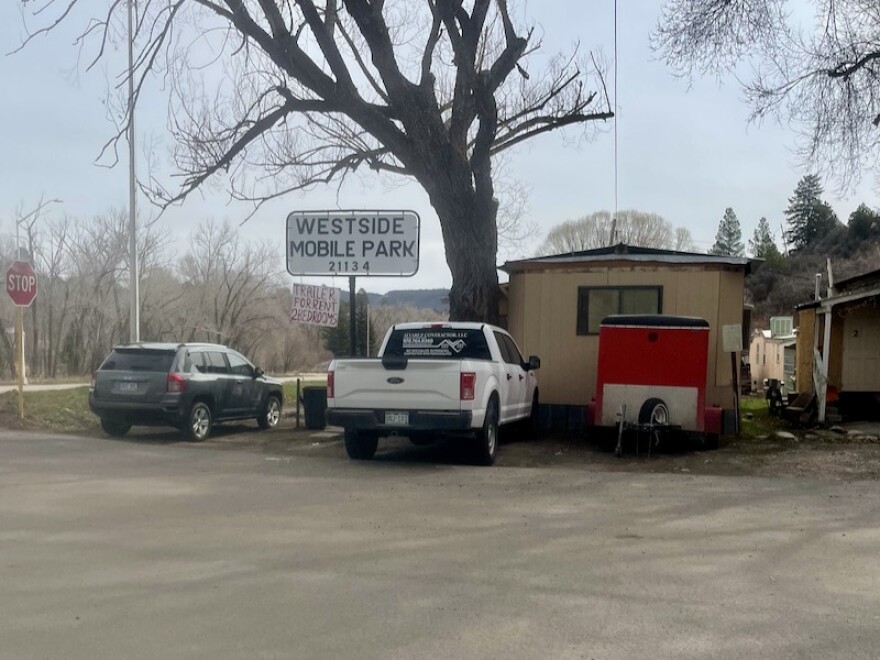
[286,210,420,277]
[290,284,341,328]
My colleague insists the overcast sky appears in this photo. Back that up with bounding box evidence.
[1,1,877,295]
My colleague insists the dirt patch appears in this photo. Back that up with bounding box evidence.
[5,394,880,481]
[241,420,880,482]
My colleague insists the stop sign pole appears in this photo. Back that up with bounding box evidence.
[6,261,38,419]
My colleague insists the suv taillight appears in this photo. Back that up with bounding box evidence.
[327,370,334,398]
[460,372,476,400]
[167,372,186,393]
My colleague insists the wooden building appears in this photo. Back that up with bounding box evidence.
[500,244,755,427]
[795,268,880,422]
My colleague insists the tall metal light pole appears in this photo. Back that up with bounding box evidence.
[127,0,140,343]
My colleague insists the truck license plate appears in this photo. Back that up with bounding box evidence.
[385,411,408,426]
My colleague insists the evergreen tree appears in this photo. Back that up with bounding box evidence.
[847,203,880,241]
[321,292,377,357]
[710,207,745,256]
[321,302,351,356]
[354,289,378,357]
[748,217,781,259]
[784,174,840,251]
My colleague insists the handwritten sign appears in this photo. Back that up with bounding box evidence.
[290,284,340,328]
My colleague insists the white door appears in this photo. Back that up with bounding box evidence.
[841,308,880,391]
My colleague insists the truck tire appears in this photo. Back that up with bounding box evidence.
[638,398,669,426]
[526,392,540,440]
[344,430,378,460]
[475,396,499,466]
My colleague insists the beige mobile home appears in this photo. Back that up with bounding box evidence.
[500,244,754,427]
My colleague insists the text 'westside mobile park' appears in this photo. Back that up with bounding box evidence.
[286,211,420,277]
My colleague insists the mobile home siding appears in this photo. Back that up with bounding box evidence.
[507,264,741,409]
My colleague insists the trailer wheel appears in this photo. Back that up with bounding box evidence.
[638,398,670,426]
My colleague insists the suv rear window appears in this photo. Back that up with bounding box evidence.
[99,349,176,372]
[382,328,491,360]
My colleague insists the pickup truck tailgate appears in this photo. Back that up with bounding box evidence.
[332,359,462,410]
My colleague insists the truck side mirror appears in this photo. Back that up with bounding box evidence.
[254,366,264,379]
[527,356,541,371]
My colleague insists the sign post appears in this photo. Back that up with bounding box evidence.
[286,210,420,355]
[722,323,743,436]
[6,261,38,419]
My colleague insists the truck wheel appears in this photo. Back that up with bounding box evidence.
[185,402,213,441]
[100,417,131,437]
[344,430,378,460]
[638,398,669,426]
[475,396,499,466]
[257,395,281,430]
[526,392,540,440]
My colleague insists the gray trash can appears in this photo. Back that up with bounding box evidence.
[301,386,327,430]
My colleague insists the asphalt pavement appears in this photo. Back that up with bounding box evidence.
[1,429,879,660]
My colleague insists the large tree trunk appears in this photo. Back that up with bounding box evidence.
[429,175,500,324]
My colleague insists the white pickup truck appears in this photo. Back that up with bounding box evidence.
[326,322,541,465]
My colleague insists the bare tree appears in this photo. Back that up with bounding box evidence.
[177,220,281,351]
[18,1,612,323]
[538,210,693,255]
[654,0,880,189]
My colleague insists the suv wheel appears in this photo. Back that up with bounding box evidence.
[100,417,131,437]
[257,395,281,430]
[186,402,213,441]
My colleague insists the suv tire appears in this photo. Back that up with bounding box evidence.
[186,401,213,441]
[257,394,282,430]
[100,417,131,437]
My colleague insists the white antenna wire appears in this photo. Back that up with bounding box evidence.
[613,0,618,239]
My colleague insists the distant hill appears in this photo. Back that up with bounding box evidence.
[366,289,449,313]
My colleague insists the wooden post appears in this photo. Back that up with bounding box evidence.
[16,307,24,419]
[730,352,740,436]
[295,377,301,429]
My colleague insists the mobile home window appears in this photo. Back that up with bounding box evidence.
[576,286,662,335]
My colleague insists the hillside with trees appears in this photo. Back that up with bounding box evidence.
[745,176,880,324]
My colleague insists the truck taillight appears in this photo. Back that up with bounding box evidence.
[167,372,186,393]
[327,370,334,398]
[460,372,476,400]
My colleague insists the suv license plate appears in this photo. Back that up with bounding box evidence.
[385,411,408,426]
[118,382,138,393]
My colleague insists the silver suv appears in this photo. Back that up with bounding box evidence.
[88,342,284,441]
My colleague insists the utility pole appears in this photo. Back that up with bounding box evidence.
[127,0,140,343]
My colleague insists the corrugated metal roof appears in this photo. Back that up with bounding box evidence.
[500,243,756,273]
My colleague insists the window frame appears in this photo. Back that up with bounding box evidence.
[576,285,663,336]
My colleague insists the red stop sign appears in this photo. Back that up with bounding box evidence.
[7,261,38,307]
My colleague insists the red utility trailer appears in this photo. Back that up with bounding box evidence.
[587,315,723,449]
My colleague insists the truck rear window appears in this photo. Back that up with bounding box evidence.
[383,328,492,360]
[99,349,176,372]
